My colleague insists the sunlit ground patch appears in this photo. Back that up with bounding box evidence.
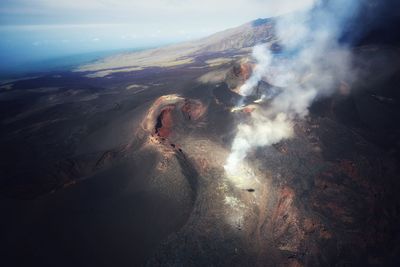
[224,161,260,189]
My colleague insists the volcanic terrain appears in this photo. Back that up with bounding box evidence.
[1,3,400,267]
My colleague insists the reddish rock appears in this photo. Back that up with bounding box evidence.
[156,106,175,138]
[181,99,206,121]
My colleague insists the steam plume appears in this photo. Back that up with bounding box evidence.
[239,45,272,97]
[225,0,359,177]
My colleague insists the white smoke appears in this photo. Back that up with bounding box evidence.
[224,0,358,178]
[224,112,293,173]
[239,45,273,96]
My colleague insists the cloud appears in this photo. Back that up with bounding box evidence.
[0,0,316,25]
[13,0,315,13]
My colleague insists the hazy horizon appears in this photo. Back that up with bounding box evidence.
[0,0,315,77]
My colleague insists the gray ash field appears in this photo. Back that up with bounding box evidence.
[1,6,400,267]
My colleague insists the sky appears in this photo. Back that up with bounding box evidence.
[0,0,315,75]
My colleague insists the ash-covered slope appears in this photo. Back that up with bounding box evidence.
[2,46,400,267]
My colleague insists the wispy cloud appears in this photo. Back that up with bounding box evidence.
[0,0,315,25]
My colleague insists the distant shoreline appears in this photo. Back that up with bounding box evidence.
[0,46,155,80]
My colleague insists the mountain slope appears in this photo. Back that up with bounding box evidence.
[74,19,276,74]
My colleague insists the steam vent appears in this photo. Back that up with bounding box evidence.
[1,0,400,267]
